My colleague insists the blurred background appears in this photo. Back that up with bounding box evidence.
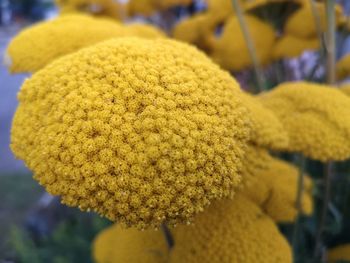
[2,0,350,262]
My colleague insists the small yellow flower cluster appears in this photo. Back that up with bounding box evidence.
[336,54,350,80]
[6,14,165,74]
[11,38,251,229]
[55,0,126,19]
[93,224,168,263]
[259,82,350,161]
[211,15,275,71]
[92,196,292,263]
[170,196,292,263]
[240,145,313,222]
[328,244,350,263]
[241,92,288,150]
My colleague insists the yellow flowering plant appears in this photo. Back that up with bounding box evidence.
[6,0,350,262]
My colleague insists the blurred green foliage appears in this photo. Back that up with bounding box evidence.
[9,215,111,263]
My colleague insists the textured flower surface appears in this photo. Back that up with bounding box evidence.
[6,14,164,74]
[241,92,288,150]
[336,54,350,80]
[328,244,350,263]
[240,145,313,222]
[11,38,251,229]
[272,35,319,60]
[93,224,168,263]
[211,15,275,71]
[169,196,292,263]
[259,82,350,161]
[285,1,343,38]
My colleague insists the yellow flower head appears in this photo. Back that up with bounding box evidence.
[328,244,350,263]
[172,13,219,52]
[125,23,166,38]
[336,54,350,80]
[5,14,124,73]
[285,1,344,38]
[206,0,234,21]
[11,38,251,229]
[241,92,288,150]
[259,82,350,161]
[55,0,125,19]
[170,196,292,263]
[272,35,320,60]
[5,15,165,74]
[93,224,168,263]
[211,15,275,71]
[240,145,313,222]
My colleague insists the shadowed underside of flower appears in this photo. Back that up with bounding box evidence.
[11,37,251,229]
[240,144,313,222]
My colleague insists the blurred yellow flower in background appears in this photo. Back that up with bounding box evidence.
[55,0,126,19]
[211,15,275,71]
[273,35,320,60]
[259,82,350,161]
[170,196,292,263]
[93,224,168,263]
[336,54,350,80]
[328,244,350,263]
[5,14,165,73]
[285,1,344,38]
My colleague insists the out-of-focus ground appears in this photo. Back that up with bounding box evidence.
[0,24,29,174]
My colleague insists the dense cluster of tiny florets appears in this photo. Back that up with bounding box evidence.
[169,196,292,263]
[241,92,288,150]
[259,82,350,161]
[240,145,313,222]
[11,38,251,229]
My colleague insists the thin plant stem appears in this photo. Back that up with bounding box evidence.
[314,162,333,260]
[325,0,337,85]
[231,0,266,93]
[292,154,306,254]
[313,1,336,260]
[310,0,325,49]
[161,223,174,250]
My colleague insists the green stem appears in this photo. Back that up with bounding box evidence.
[314,162,333,260]
[292,154,306,254]
[231,0,266,93]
